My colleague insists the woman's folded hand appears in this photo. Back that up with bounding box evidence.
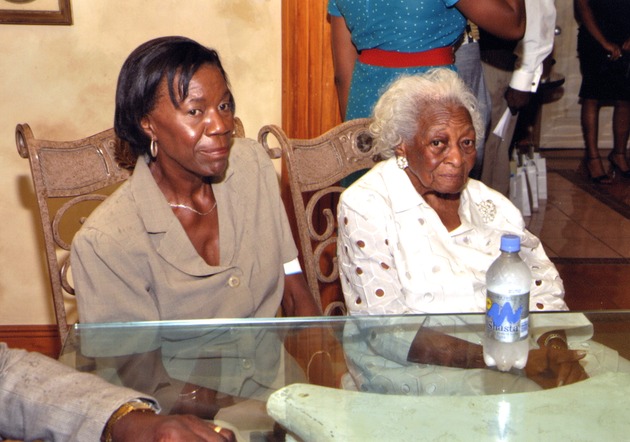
[525,346,588,389]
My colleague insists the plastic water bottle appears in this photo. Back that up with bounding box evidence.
[483,234,531,371]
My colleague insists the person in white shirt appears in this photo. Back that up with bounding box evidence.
[338,69,565,317]
[480,0,557,195]
[337,68,588,393]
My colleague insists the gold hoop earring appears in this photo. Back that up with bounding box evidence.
[150,139,158,158]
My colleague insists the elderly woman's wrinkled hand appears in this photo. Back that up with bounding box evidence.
[524,346,588,389]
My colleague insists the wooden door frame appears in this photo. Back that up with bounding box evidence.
[280,0,342,264]
[281,0,341,139]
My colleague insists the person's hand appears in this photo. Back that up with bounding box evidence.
[603,41,622,61]
[111,412,236,441]
[504,87,532,115]
[171,385,236,420]
[524,346,588,389]
[282,273,322,317]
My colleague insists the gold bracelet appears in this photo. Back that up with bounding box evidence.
[103,401,156,442]
[543,332,567,349]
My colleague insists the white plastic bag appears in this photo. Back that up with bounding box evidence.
[533,153,547,200]
[509,165,531,217]
[525,159,539,211]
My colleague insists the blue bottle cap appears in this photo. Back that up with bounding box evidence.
[500,234,521,252]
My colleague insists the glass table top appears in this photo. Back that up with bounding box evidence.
[60,311,630,441]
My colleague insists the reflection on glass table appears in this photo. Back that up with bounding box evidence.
[60,311,630,441]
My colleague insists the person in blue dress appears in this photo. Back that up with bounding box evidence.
[329,0,525,121]
[328,0,525,186]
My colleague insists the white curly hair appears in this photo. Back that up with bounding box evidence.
[370,68,485,159]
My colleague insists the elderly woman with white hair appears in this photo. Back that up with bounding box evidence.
[337,68,592,392]
[338,68,565,316]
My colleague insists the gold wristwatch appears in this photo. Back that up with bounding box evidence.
[103,400,156,442]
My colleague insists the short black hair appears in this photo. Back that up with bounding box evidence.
[114,36,232,157]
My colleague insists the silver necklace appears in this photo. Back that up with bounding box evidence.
[168,201,217,216]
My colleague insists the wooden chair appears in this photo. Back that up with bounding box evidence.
[16,119,245,346]
[16,124,130,346]
[258,118,380,316]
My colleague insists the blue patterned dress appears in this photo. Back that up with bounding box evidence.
[328,0,466,120]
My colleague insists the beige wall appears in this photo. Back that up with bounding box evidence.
[0,0,281,324]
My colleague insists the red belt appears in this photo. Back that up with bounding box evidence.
[358,46,454,68]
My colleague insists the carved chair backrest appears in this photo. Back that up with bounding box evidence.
[16,118,245,345]
[16,124,130,345]
[258,118,379,316]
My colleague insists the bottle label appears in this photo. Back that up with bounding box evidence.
[485,290,530,343]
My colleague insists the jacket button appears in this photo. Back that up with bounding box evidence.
[228,276,240,288]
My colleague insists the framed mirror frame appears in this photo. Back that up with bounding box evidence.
[0,0,72,25]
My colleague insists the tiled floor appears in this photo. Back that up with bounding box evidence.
[525,149,630,310]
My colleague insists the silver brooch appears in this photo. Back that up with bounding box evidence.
[476,200,496,223]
